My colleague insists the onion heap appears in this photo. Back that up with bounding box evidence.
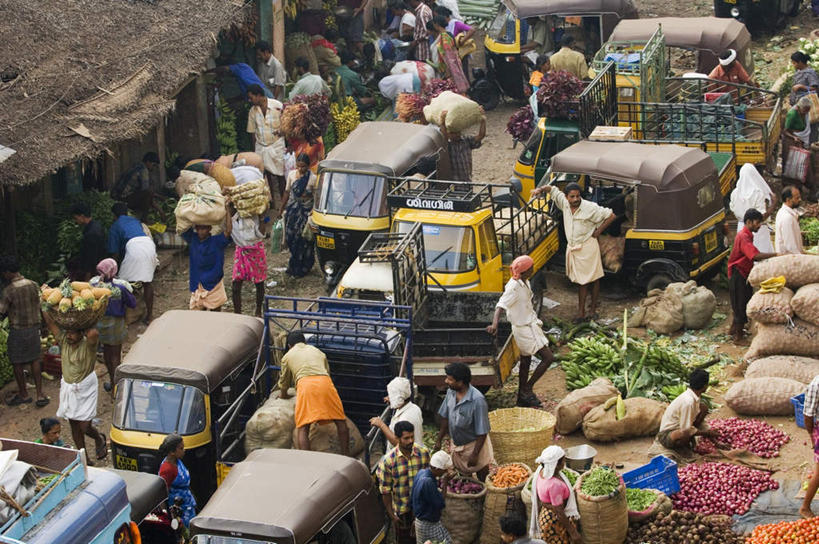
[626,510,745,544]
[694,417,790,458]
[672,462,778,516]
[747,515,819,543]
[446,477,484,494]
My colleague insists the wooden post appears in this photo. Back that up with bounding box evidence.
[156,120,167,187]
[272,0,285,66]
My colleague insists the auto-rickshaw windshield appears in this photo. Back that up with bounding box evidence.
[395,221,476,273]
[113,379,206,435]
[316,172,388,218]
[489,9,517,44]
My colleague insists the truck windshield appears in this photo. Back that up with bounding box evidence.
[316,171,388,218]
[113,379,206,435]
[488,9,517,44]
[396,221,476,273]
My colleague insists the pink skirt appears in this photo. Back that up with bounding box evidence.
[232,241,267,283]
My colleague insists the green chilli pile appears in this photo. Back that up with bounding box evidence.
[626,488,658,512]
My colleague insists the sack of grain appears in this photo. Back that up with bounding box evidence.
[423,91,484,133]
[574,473,628,544]
[209,162,236,188]
[745,319,819,360]
[666,281,717,329]
[748,254,819,289]
[630,291,684,334]
[598,235,625,273]
[174,191,226,234]
[217,152,265,172]
[290,417,364,457]
[556,377,619,435]
[725,377,806,415]
[441,477,486,544]
[245,390,296,452]
[628,490,672,524]
[175,170,214,197]
[791,284,819,326]
[582,398,667,443]
[745,356,819,384]
[746,287,794,324]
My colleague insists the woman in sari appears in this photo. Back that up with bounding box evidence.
[426,16,469,93]
[290,137,325,173]
[529,446,581,543]
[782,96,814,188]
[280,153,317,278]
[158,434,197,528]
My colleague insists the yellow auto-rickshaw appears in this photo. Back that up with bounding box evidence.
[110,311,265,505]
[312,122,450,286]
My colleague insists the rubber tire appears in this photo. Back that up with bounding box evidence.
[470,80,500,111]
[645,273,673,294]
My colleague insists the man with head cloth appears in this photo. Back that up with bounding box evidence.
[412,450,454,544]
[370,376,424,448]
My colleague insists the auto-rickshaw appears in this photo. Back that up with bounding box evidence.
[607,17,754,78]
[311,121,451,286]
[110,310,266,505]
[110,469,184,543]
[539,141,730,292]
[713,0,800,34]
[189,449,388,544]
[473,0,638,109]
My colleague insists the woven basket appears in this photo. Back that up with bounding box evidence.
[441,476,486,544]
[46,300,108,331]
[488,407,556,466]
[480,463,531,544]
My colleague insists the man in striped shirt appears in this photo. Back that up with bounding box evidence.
[409,0,433,62]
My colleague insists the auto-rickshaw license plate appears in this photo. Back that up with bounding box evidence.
[115,454,137,471]
[705,230,718,253]
[724,0,736,3]
[649,240,664,250]
[316,235,335,249]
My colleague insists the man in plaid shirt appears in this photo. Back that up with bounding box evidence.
[439,110,486,182]
[801,375,819,519]
[376,420,430,544]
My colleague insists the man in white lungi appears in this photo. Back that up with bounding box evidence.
[108,202,158,323]
[246,83,286,204]
[486,255,553,407]
[44,313,107,465]
[534,182,616,322]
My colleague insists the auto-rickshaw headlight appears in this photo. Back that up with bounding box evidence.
[730,7,740,17]
[325,262,336,276]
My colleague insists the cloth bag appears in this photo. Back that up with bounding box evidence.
[784,146,810,182]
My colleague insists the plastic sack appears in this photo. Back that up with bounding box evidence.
[725,377,805,416]
[745,355,819,384]
[745,319,819,359]
[270,219,284,253]
[791,283,819,326]
[746,287,794,324]
[748,255,819,289]
[784,146,810,183]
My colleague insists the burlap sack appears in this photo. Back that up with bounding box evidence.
[209,162,236,188]
[745,356,819,384]
[174,190,226,234]
[628,490,672,523]
[423,91,484,133]
[441,477,486,544]
[663,281,716,329]
[582,398,667,443]
[791,284,819,326]
[290,417,364,457]
[725,377,806,416]
[175,170,215,197]
[556,378,619,435]
[574,474,628,544]
[245,391,296,452]
[745,319,819,360]
[630,291,684,334]
[746,287,794,324]
[598,235,625,272]
[216,152,265,172]
[748,255,819,289]
[481,464,531,544]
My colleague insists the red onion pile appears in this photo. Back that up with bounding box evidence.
[694,417,790,458]
[673,462,778,516]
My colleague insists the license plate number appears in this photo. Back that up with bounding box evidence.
[316,235,335,249]
[705,230,718,253]
[649,240,664,250]
[115,454,137,470]
[724,0,736,3]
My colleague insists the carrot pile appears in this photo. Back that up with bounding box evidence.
[746,516,819,543]
[489,463,529,488]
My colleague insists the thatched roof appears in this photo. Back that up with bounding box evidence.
[0,0,250,187]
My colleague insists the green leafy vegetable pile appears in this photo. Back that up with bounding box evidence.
[626,488,658,512]
[580,466,620,497]
[800,217,819,246]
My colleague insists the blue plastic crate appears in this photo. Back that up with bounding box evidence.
[792,393,806,429]
[623,455,680,495]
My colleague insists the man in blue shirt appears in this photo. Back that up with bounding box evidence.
[214,63,274,98]
[181,219,232,311]
[108,203,157,323]
[434,362,494,481]
[411,450,453,544]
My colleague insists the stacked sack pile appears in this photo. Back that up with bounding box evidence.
[727,255,819,416]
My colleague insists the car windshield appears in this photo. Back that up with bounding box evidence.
[488,9,517,44]
[316,171,388,218]
[113,379,206,435]
[395,221,476,273]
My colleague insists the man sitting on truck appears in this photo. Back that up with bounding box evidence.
[279,331,350,456]
[708,49,754,97]
[486,255,553,408]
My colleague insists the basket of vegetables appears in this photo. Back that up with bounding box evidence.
[481,463,531,544]
[441,476,486,544]
[488,407,555,466]
[41,279,110,331]
[574,466,628,544]
[626,487,671,523]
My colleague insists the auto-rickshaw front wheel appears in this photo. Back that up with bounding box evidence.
[645,273,673,293]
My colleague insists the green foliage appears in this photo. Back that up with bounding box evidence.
[800,217,819,246]
[0,319,15,388]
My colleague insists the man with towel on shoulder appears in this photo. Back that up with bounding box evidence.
[486,255,553,408]
[532,182,616,323]
[279,331,349,456]
[108,202,158,324]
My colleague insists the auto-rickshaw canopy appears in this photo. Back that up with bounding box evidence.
[319,122,447,178]
[108,469,167,523]
[115,310,264,392]
[501,0,638,20]
[548,141,723,231]
[608,17,752,75]
[190,449,373,542]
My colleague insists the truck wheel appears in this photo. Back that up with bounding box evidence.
[469,80,500,111]
[645,273,673,294]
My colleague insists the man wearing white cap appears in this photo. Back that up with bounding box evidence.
[708,49,754,96]
[370,377,425,448]
[411,451,454,544]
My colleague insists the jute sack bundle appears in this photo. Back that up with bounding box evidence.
[423,91,484,133]
[725,377,806,416]
[175,170,214,197]
[791,284,819,326]
[290,417,365,457]
[582,397,667,442]
[666,281,717,329]
[441,476,486,544]
[745,319,819,360]
[556,377,619,435]
[480,464,531,544]
[628,490,672,523]
[745,356,819,384]
[245,390,296,452]
[628,290,684,334]
[174,190,226,234]
[748,254,819,289]
[217,152,264,172]
[746,288,794,324]
[574,473,628,544]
